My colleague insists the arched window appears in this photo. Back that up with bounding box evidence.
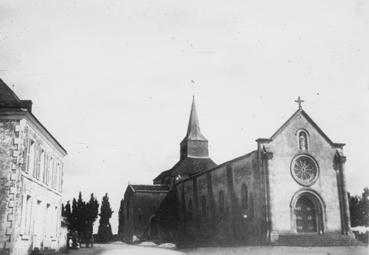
[218,191,224,214]
[201,196,207,217]
[241,184,248,210]
[188,199,193,219]
[298,131,308,150]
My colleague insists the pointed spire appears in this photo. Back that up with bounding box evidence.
[184,96,207,141]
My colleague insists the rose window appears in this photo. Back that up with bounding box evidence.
[291,155,318,186]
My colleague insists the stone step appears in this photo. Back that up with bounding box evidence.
[275,234,362,246]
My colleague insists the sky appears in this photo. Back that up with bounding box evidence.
[0,0,368,233]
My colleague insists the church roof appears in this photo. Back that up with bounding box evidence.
[170,157,216,176]
[153,169,172,182]
[181,97,207,143]
[153,157,217,181]
[262,108,345,148]
[128,184,169,193]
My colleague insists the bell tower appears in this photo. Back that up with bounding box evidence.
[180,97,209,160]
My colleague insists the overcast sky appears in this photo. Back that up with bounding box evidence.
[1,0,368,233]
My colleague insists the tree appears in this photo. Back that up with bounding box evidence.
[86,193,99,234]
[97,193,114,242]
[118,199,125,235]
[62,201,72,226]
[360,187,369,226]
[349,187,369,227]
[70,198,78,232]
[349,192,361,227]
[76,192,87,234]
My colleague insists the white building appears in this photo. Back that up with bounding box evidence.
[0,79,67,255]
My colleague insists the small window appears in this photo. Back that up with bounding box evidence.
[298,131,308,151]
[218,191,224,214]
[241,184,248,210]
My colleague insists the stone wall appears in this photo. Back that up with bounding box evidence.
[172,152,265,245]
[121,188,168,243]
[0,118,64,255]
[0,120,20,255]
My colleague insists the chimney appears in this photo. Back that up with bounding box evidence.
[21,100,33,112]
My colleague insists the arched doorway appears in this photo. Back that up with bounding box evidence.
[291,191,325,233]
[295,196,317,232]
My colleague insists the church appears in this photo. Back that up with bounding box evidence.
[119,97,356,246]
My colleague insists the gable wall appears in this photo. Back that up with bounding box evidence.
[267,113,341,234]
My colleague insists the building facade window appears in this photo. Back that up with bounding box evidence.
[39,150,45,181]
[28,140,35,175]
[21,195,32,235]
[54,206,59,237]
[52,162,57,189]
[47,157,53,186]
[241,184,248,210]
[58,164,63,192]
[34,145,40,178]
[46,204,51,237]
[218,190,224,214]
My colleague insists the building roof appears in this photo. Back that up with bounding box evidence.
[128,184,169,193]
[153,97,216,182]
[181,97,207,143]
[153,157,217,181]
[0,79,32,111]
[170,157,216,176]
[0,78,67,155]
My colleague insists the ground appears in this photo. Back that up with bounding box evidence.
[67,242,368,255]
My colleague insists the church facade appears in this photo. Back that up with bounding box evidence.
[119,97,355,246]
[0,80,67,255]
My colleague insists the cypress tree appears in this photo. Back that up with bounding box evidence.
[86,193,99,234]
[97,193,114,242]
[118,199,125,235]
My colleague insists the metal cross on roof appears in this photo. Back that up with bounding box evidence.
[295,96,304,109]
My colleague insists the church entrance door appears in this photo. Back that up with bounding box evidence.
[295,196,317,233]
